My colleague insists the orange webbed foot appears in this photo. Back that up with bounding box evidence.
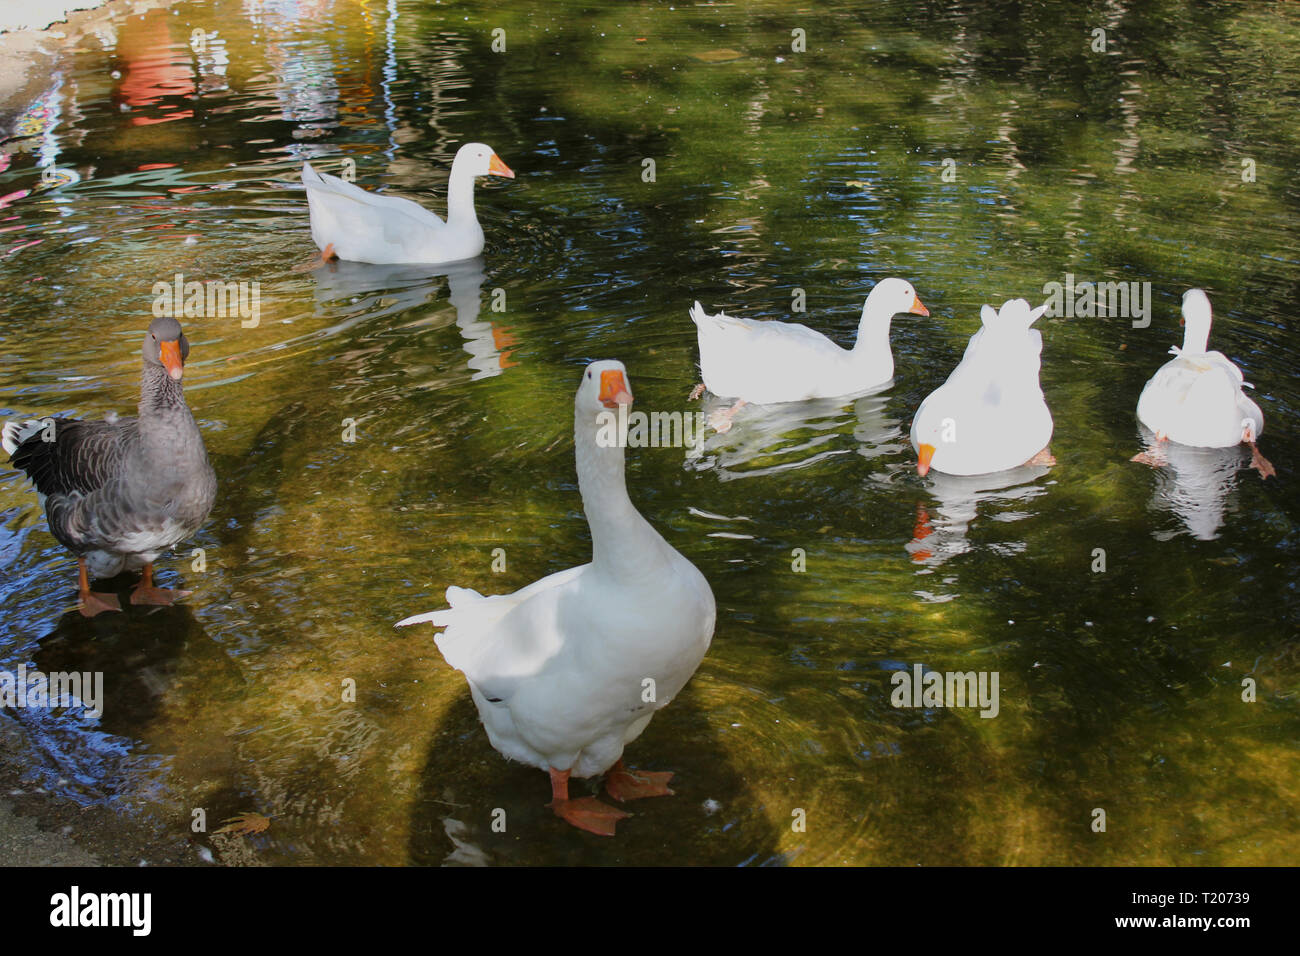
[546,766,630,835]
[1024,447,1056,467]
[1249,442,1276,479]
[76,558,121,617]
[79,591,121,618]
[1130,449,1167,468]
[605,762,675,802]
[130,564,190,607]
[291,243,339,273]
[707,399,746,434]
[130,585,191,607]
[549,796,631,836]
[688,383,706,401]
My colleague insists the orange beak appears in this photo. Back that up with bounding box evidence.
[917,443,936,476]
[159,340,184,381]
[910,295,929,317]
[488,153,515,179]
[598,369,633,409]
[1179,316,1185,326]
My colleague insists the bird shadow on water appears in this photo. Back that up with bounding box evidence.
[12,602,228,807]
[206,399,311,544]
[406,688,783,866]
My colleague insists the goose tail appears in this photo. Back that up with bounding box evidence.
[689,301,711,329]
[2,419,45,457]
[394,585,486,629]
[301,161,326,190]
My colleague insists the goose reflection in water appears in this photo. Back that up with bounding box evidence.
[685,389,904,480]
[309,256,518,379]
[906,465,1053,574]
[1133,427,1245,541]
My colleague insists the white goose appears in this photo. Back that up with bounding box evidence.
[910,298,1054,476]
[396,361,715,836]
[689,278,929,429]
[301,143,514,265]
[1135,289,1273,477]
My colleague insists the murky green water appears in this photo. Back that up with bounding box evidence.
[0,0,1296,865]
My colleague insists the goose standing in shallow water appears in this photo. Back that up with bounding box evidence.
[397,361,716,836]
[910,298,1055,477]
[301,142,514,265]
[689,278,929,431]
[3,317,216,617]
[1134,289,1274,477]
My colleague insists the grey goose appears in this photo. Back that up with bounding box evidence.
[3,316,217,617]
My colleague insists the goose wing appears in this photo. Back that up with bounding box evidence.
[5,417,136,497]
[302,163,448,260]
[397,565,588,703]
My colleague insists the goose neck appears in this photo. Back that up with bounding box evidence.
[1181,322,1210,355]
[139,365,189,414]
[852,302,894,354]
[575,416,660,579]
[445,161,479,228]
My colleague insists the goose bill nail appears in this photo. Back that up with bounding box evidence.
[159,341,184,380]
[599,370,633,408]
[911,295,930,317]
[489,154,515,179]
[917,443,936,476]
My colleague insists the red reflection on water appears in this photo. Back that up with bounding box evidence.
[909,503,935,562]
[491,325,521,370]
[115,9,195,126]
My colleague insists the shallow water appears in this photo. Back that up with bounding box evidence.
[0,0,1296,865]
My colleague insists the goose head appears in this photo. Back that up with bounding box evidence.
[578,360,634,419]
[1179,288,1212,355]
[863,277,929,322]
[454,142,515,180]
[144,316,190,381]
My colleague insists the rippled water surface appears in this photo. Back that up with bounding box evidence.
[0,0,1297,865]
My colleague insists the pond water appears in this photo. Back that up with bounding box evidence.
[0,0,1296,865]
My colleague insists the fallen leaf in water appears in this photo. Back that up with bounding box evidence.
[214,812,271,836]
[846,180,870,189]
[692,48,744,63]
